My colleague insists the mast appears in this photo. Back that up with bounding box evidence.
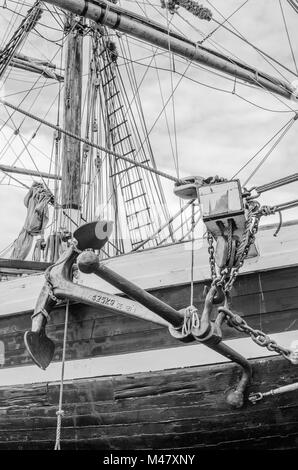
[61,13,83,229]
[44,0,297,101]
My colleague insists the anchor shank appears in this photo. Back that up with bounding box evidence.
[208,341,252,373]
[54,280,171,327]
[77,251,184,328]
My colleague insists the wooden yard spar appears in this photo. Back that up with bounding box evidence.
[43,0,298,101]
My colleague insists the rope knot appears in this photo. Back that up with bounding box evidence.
[259,205,276,216]
[181,305,200,336]
[168,305,200,340]
[56,410,64,417]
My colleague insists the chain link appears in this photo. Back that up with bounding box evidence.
[219,305,291,360]
[206,198,293,362]
[207,200,261,294]
[207,231,217,282]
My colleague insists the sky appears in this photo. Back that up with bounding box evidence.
[0,0,298,253]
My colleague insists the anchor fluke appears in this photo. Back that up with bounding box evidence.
[226,389,244,409]
[23,220,113,370]
[24,282,58,369]
[24,330,55,370]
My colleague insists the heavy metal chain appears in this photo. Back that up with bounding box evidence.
[207,199,261,294]
[207,231,218,283]
[219,304,291,361]
[207,198,293,361]
[226,204,260,292]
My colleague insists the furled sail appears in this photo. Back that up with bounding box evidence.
[10,182,52,260]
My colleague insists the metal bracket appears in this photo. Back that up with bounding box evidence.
[249,381,298,404]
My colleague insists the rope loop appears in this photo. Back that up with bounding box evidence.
[40,307,50,321]
[258,205,277,216]
[168,305,200,340]
[181,305,200,336]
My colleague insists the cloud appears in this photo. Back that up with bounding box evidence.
[0,0,298,253]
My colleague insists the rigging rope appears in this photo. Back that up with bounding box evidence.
[232,117,297,179]
[202,0,249,44]
[203,1,297,113]
[189,201,195,306]
[117,52,298,114]
[208,1,298,80]
[259,199,298,215]
[251,173,298,195]
[279,0,298,75]
[0,98,181,183]
[118,36,173,229]
[0,0,43,78]
[243,115,298,186]
[132,199,194,251]
[54,299,69,451]
[286,0,298,14]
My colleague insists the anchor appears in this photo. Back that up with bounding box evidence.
[24,219,114,370]
[24,219,252,408]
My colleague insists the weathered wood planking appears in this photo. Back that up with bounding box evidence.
[0,356,298,449]
[1,309,298,368]
[0,265,298,367]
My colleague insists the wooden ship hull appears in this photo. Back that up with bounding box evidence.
[0,221,298,450]
[1,0,298,453]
